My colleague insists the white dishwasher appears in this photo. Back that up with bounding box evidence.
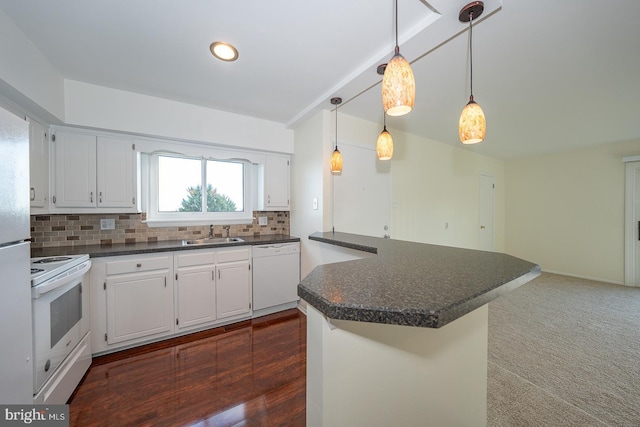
[252,242,300,316]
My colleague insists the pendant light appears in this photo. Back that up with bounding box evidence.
[458,1,486,144]
[376,112,394,160]
[330,97,343,174]
[381,0,415,117]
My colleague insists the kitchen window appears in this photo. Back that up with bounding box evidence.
[147,153,254,226]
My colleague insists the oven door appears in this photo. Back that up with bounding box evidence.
[32,260,91,394]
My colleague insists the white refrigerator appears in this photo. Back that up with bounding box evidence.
[0,105,33,403]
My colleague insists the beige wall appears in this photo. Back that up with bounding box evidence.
[505,139,640,284]
[291,110,507,278]
[390,130,506,251]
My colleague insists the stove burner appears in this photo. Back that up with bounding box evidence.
[31,268,45,274]
[33,257,72,264]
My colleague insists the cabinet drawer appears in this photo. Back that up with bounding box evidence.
[217,247,250,263]
[175,251,215,268]
[106,255,171,275]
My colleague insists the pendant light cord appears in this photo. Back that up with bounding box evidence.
[469,12,474,99]
[394,0,399,52]
[335,104,338,150]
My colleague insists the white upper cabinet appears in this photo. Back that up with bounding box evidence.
[52,131,97,208]
[51,129,137,212]
[259,154,290,211]
[29,119,49,211]
[96,136,136,208]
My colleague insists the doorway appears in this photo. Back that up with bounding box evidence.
[478,174,495,251]
[333,142,391,238]
[624,159,640,286]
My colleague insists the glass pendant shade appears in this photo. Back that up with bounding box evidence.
[382,52,415,117]
[376,127,394,160]
[458,97,486,144]
[330,147,343,174]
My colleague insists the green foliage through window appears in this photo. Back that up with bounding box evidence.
[178,184,237,212]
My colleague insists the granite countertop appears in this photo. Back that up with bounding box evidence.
[31,234,300,258]
[298,231,540,328]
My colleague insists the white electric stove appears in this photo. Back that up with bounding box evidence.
[30,254,90,287]
[30,253,92,404]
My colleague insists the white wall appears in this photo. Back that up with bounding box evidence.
[64,80,294,154]
[390,130,506,251]
[505,139,640,284]
[291,110,375,280]
[0,8,65,123]
[291,110,327,278]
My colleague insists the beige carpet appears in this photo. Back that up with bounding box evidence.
[487,273,640,426]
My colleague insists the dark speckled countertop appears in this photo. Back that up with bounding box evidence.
[298,231,540,328]
[31,234,299,258]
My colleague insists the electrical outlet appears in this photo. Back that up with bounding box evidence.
[258,216,268,226]
[100,218,115,230]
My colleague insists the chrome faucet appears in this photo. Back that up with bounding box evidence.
[208,225,214,239]
[223,226,230,238]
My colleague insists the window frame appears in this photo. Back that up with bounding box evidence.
[146,153,254,227]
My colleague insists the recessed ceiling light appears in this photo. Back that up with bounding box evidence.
[209,41,238,62]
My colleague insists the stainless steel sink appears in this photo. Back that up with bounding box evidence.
[181,237,244,246]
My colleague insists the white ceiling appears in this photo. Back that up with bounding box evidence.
[1,0,639,159]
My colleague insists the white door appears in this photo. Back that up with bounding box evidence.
[333,143,391,238]
[624,160,640,286]
[478,174,495,251]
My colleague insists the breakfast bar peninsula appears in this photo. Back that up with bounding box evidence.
[298,232,540,427]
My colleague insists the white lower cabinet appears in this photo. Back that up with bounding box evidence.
[90,253,174,353]
[174,250,216,331]
[217,260,251,319]
[92,247,253,355]
[106,271,173,345]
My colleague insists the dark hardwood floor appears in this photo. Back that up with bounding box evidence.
[69,309,306,427]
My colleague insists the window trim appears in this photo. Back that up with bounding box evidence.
[146,153,255,227]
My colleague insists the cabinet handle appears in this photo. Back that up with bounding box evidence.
[30,187,35,201]
[99,191,102,203]
[136,263,142,268]
[90,191,93,202]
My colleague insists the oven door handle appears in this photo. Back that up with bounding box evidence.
[32,261,92,299]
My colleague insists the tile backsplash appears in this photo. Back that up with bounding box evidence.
[30,211,290,248]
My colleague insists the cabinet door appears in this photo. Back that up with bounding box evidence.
[97,136,136,208]
[106,271,173,345]
[176,265,216,330]
[29,120,49,209]
[264,155,290,209]
[53,131,96,208]
[216,261,251,319]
